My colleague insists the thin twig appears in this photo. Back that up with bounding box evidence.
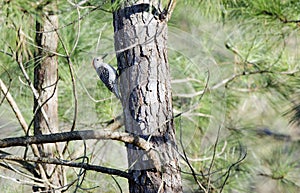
[175,72,211,192]
[207,126,221,192]
[74,141,88,192]
[15,58,51,130]
[0,173,45,187]
[0,79,28,131]
[74,65,113,103]
[174,69,300,98]
[0,50,13,57]
[182,141,227,162]
[164,0,177,21]
[27,77,60,136]
[95,22,107,55]
[34,3,107,33]
[67,0,91,9]
[64,59,78,131]
[51,16,79,154]
[0,79,43,157]
[174,70,210,118]
[260,10,300,24]
[219,144,247,193]
[1,161,44,183]
[171,78,203,84]
[70,6,81,55]
[111,175,123,193]
[104,115,124,131]
[179,115,207,192]
[24,40,66,57]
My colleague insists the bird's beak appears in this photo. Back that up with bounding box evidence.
[102,54,108,60]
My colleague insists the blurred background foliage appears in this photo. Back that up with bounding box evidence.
[0,0,300,192]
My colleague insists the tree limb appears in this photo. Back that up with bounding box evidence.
[0,50,13,57]
[0,78,45,158]
[0,129,166,172]
[0,154,132,179]
[173,69,300,98]
[0,79,28,133]
[0,130,152,150]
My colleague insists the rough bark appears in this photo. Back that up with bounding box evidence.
[112,0,182,192]
[33,4,65,192]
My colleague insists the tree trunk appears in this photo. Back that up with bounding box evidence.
[33,4,65,192]
[112,1,182,192]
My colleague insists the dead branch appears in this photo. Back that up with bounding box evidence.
[207,127,221,192]
[0,130,152,150]
[178,116,206,192]
[70,6,81,55]
[15,58,51,130]
[0,129,165,172]
[105,115,124,131]
[219,144,247,192]
[0,78,50,182]
[162,0,176,22]
[0,79,28,133]
[0,50,13,57]
[173,69,300,98]
[0,154,132,179]
[0,173,45,187]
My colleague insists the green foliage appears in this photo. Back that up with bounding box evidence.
[169,0,300,192]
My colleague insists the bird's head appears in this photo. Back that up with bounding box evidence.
[92,57,103,69]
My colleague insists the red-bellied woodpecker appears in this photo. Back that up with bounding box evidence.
[92,57,120,99]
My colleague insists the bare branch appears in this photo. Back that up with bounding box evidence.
[1,161,43,183]
[0,50,13,57]
[95,23,108,55]
[0,130,152,150]
[0,173,45,187]
[0,78,46,160]
[171,78,202,84]
[0,129,165,172]
[0,79,28,132]
[178,116,207,192]
[260,10,300,24]
[111,175,123,193]
[174,69,300,98]
[0,154,132,179]
[24,40,66,57]
[174,71,210,118]
[183,141,227,162]
[34,3,108,33]
[57,34,78,133]
[0,150,39,177]
[70,6,81,55]
[207,127,221,192]
[77,73,113,103]
[15,58,51,130]
[164,0,177,21]
[104,115,124,131]
[219,144,247,192]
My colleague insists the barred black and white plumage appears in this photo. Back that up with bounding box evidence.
[92,57,120,99]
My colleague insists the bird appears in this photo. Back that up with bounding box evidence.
[92,57,120,99]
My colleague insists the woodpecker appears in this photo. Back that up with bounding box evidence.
[92,57,120,99]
